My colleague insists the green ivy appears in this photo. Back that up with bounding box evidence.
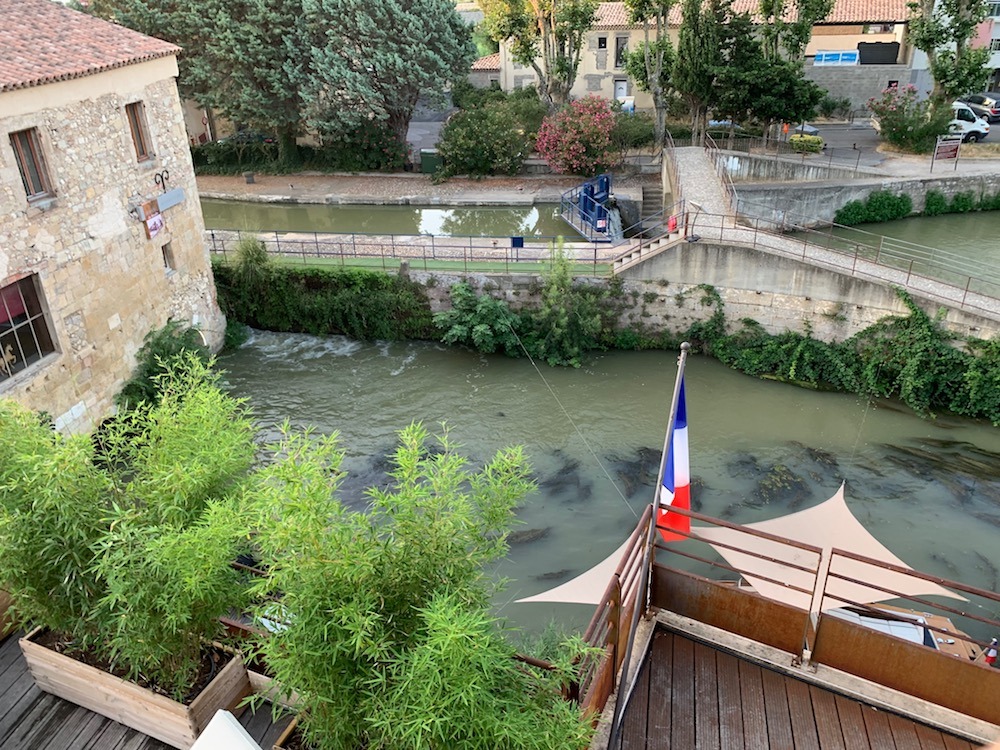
[116,320,210,410]
[213,262,435,340]
[834,191,912,225]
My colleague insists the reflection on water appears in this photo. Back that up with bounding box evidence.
[221,331,1000,635]
[201,198,567,238]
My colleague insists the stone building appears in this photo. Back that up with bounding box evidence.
[0,0,226,433]
[493,0,911,111]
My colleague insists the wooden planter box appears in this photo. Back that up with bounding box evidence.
[20,627,252,749]
[272,715,299,750]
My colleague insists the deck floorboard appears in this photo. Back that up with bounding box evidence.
[617,627,985,749]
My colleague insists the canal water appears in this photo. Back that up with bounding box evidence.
[202,198,568,239]
[220,331,1000,637]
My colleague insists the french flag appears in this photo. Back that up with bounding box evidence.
[658,376,690,542]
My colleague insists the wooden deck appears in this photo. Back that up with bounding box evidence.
[0,631,291,750]
[615,627,983,750]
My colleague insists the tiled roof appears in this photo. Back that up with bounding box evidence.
[0,0,179,93]
[471,52,501,71]
[597,0,909,29]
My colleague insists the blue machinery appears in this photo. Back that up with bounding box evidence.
[559,174,618,242]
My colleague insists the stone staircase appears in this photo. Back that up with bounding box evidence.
[640,184,665,234]
[611,227,686,274]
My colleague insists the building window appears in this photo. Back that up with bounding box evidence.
[126,101,153,161]
[161,241,175,271]
[598,36,607,49]
[9,129,53,202]
[615,37,628,68]
[991,38,1000,52]
[988,2,1000,17]
[0,276,56,383]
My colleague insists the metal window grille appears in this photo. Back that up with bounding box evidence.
[0,276,57,383]
[9,129,53,201]
[126,101,153,161]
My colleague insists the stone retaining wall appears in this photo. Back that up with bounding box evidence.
[737,173,1000,226]
[411,239,999,344]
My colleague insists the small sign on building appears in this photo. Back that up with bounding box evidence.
[144,211,165,239]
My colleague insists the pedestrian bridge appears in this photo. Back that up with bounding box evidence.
[608,146,1000,325]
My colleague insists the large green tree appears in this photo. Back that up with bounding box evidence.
[673,0,725,144]
[759,0,834,60]
[623,0,676,148]
[480,0,598,108]
[908,0,990,104]
[302,0,475,148]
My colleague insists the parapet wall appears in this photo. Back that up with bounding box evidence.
[411,238,999,344]
[737,173,1000,226]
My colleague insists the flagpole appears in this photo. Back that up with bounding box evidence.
[608,341,690,747]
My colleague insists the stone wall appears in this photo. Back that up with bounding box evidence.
[0,58,225,433]
[803,63,915,111]
[736,173,1000,226]
[719,151,875,183]
[411,239,999,343]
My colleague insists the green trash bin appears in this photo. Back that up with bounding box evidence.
[420,148,443,174]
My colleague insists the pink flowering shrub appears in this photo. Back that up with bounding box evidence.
[868,85,952,154]
[535,96,617,176]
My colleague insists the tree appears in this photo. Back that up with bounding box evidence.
[480,0,598,108]
[302,0,476,150]
[908,0,990,104]
[673,0,725,144]
[759,0,834,61]
[623,0,677,148]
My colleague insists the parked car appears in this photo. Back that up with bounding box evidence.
[961,92,1000,123]
[219,129,276,144]
[949,101,990,142]
[791,123,820,136]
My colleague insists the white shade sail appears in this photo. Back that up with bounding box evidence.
[518,485,964,611]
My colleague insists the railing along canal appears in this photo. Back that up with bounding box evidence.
[206,228,621,274]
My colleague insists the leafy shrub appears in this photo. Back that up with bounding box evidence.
[868,85,951,153]
[834,200,869,226]
[818,95,852,119]
[611,111,656,159]
[116,320,209,410]
[536,96,617,175]
[451,78,507,110]
[213,262,435,340]
[434,282,523,355]
[192,120,406,174]
[437,101,534,178]
[834,191,912,225]
[865,190,912,222]
[949,191,976,213]
[923,189,948,216]
[789,134,824,153]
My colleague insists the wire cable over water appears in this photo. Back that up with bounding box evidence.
[507,325,639,520]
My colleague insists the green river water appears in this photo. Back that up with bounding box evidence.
[220,332,1000,637]
[202,198,569,239]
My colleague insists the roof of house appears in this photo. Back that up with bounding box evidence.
[471,53,501,71]
[0,0,178,94]
[594,0,909,30]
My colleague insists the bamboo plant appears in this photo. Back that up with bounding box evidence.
[248,422,596,749]
[0,354,256,699]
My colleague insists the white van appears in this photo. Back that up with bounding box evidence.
[949,101,990,142]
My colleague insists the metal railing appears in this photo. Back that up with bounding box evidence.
[652,508,1000,692]
[704,134,738,212]
[205,228,620,274]
[675,132,871,174]
[577,504,652,718]
[685,209,1000,318]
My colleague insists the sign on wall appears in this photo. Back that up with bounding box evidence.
[144,212,165,239]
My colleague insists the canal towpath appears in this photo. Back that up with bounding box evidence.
[196,172,659,207]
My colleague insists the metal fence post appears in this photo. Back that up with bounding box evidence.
[274,231,280,256]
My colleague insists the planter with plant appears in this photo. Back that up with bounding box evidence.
[0,356,256,749]
[247,422,596,750]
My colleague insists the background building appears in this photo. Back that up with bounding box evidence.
[0,0,225,433]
